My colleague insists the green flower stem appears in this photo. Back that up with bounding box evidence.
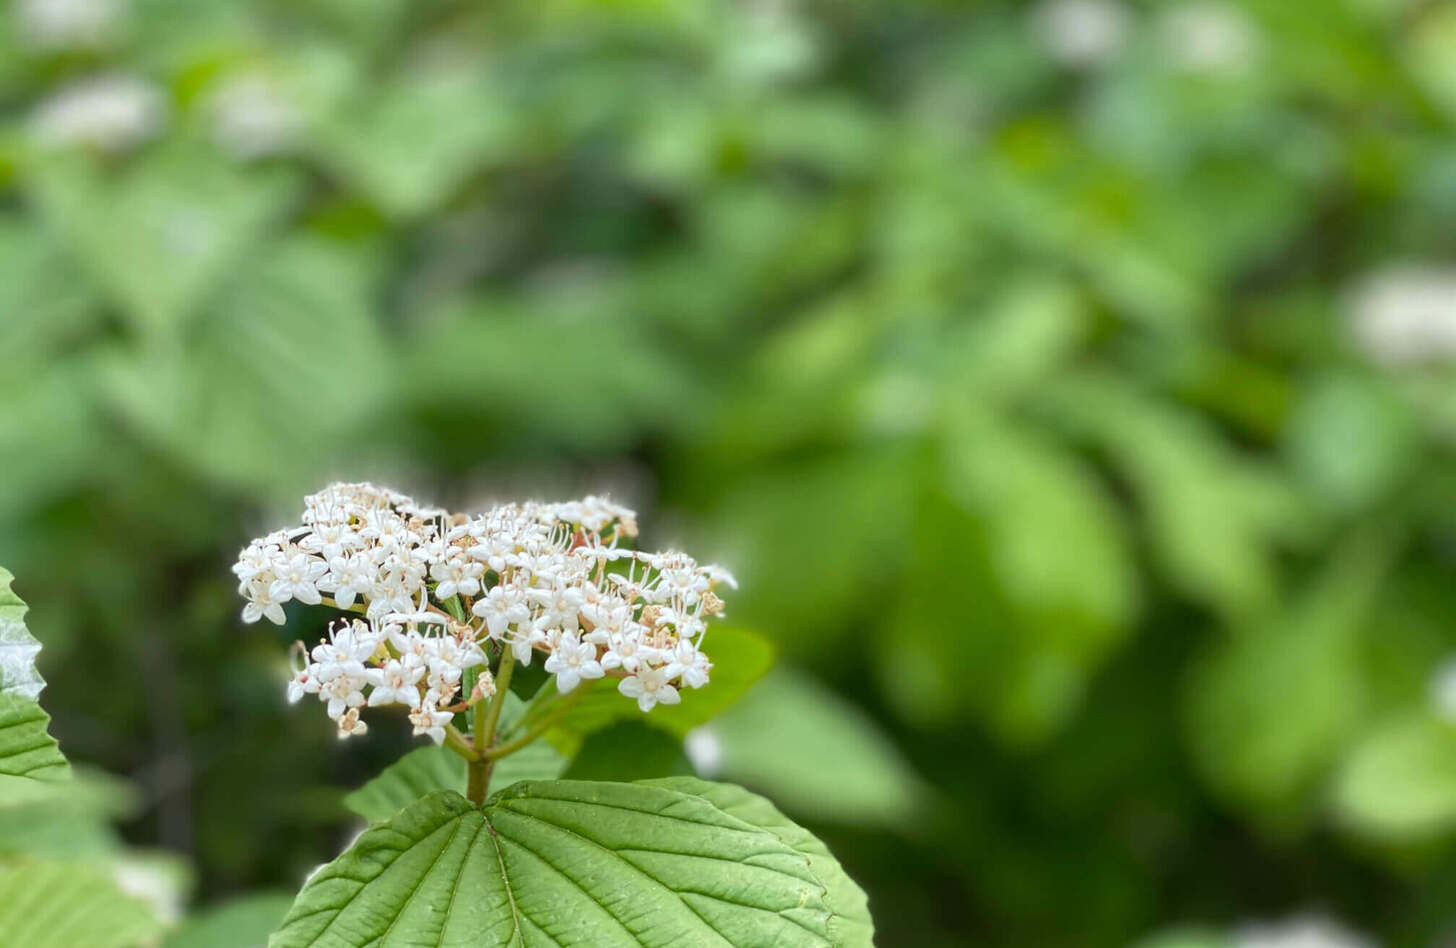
[468,647,515,804]
[483,682,592,761]
[442,724,479,761]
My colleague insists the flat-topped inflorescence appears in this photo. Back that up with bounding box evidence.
[234,482,733,740]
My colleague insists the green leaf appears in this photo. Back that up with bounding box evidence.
[1331,713,1456,841]
[1129,929,1231,948]
[318,66,514,218]
[273,781,855,947]
[100,236,387,493]
[0,694,70,807]
[688,668,923,827]
[546,626,776,756]
[0,860,163,948]
[165,892,295,948]
[26,149,299,336]
[641,777,875,948]
[0,567,44,701]
[1186,531,1397,817]
[1039,372,1306,621]
[560,722,694,783]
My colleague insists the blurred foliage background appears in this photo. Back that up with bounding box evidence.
[4,0,1456,944]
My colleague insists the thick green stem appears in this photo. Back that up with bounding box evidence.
[467,647,515,804]
[441,724,479,762]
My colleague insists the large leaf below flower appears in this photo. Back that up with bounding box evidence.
[639,777,874,947]
[272,779,864,947]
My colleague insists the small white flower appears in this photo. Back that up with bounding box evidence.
[509,625,547,666]
[431,557,483,601]
[666,639,712,690]
[336,707,368,739]
[269,551,328,606]
[529,583,586,633]
[543,633,605,693]
[618,667,680,713]
[366,657,425,708]
[408,704,454,744]
[241,579,286,626]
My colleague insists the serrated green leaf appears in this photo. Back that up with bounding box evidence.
[0,860,163,948]
[0,568,44,701]
[165,892,295,948]
[546,626,776,756]
[273,781,851,947]
[0,694,70,808]
[641,777,874,948]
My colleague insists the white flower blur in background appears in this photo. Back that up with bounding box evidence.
[209,74,303,159]
[29,74,166,152]
[1234,914,1375,948]
[1031,0,1132,69]
[683,725,724,778]
[236,483,733,738]
[111,858,184,926]
[13,0,127,49]
[1348,265,1456,366]
[1158,2,1261,75]
[1429,656,1456,724]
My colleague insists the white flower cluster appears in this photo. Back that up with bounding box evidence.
[234,483,733,739]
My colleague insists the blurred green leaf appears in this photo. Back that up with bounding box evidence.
[317,64,512,219]
[1041,373,1306,621]
[1186,531,1398,818]
[0,860,162,948]
[1332,712,1456,841]
[560,720,693,782]
[164,892,294,948]
[690,667,922,826]
[99,236,386,492]
[25,148,299,336]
